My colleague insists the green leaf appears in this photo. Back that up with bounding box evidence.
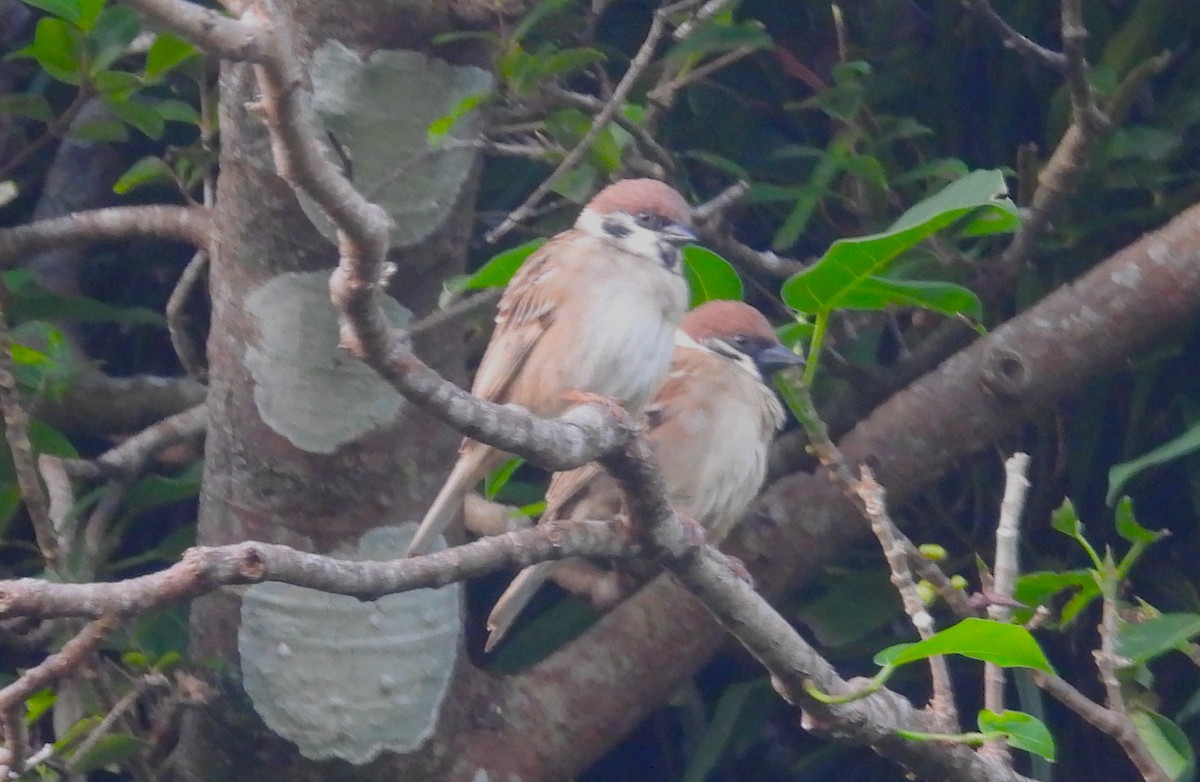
[24,688,56,724]
[1108,420,1200,505]
[5,269,165,325]
[12,18,84,84]
[88,5,141,74]
[977,709,1056,762]
[23,0,82,22]
[882,618,1055,673]
[1113,496,1165,544]
[77,0,105,31]
[464,239,546,290]
[0,484,23,540]
[682,246,743,306]
[681,679,775,782]
[118,463,202,522]
[427,90,489,145]
[536,47,606,80]
[0,93,54,122]
[1118,613,1200,666]
[776,319,814,352]
[1050,498,1083,538]
[1013,569,1093,613]
[107,97,165,139]
[29,419,78,458]
[113,155,175,195]
[665,20,771,62]
[92,69,141,101]
[151,98,199,125]
[484,458,523,500]
[780,170,1018,314]
[67,117,128,141]
[70,733,146,774]
[834,276,982,318]
[1131,710,1196,782]
[144,32,197,82]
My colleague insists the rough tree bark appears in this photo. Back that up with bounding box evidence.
[172,3,491,778]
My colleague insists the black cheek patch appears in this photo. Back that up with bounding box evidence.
[659,244,680,269]
[603,217,632,238]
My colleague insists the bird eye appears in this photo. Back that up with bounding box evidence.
[733,334,749,346]
[635,211,666,230]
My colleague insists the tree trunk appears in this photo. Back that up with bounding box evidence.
[172,3,492,778]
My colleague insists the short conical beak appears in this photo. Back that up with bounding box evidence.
[661,223,697,247]
[754,344,805,374]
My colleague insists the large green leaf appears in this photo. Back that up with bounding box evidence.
[5,270,165,325]
[463,238,546,290]
[781,170,1017,314]
[682,246,743,306]
[836,276,981,318]
[1108,420,1200,504]
[1118,613,1200,667]
[877,618,1055,673]
[144,32,197,82]
[1131,710,1196,782]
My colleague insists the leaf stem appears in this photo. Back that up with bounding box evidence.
[802,309,829,387]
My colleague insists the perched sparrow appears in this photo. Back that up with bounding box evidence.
[407,179,695,557]
[486,300,802,650]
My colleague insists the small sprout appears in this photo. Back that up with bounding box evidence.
[951,574,969,591]
[919,543,948,561]
[915,580,936,605]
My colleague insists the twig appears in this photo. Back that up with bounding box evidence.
[962,0,1067,70]
[165,251,210,379]
[982,452,1030,760]
[0,206,212,267]
[484,0,695,243]
[66,672,169,775]
[544,85,675,174]
[407,289,502,339]
[673,0,738,40]
[0,308,58,567]
[856,467,957,731]
[0,617,117,774]
[646,43,760,108]
[692,180,749,223]
[1059,0,1105,129]
[1033,672,1170,782]
[0,87,94,183]
[38,455,75,554]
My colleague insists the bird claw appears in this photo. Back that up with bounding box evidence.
[721,553,755,588]
[562,389,628,422]
[677,514,709,550]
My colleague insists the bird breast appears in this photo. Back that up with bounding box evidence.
[565,257,688,414]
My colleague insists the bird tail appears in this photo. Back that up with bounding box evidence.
[407,447,495,557]
[485,560,561,652]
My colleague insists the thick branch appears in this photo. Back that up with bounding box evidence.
[116,0,266,62]
[0,521,629,619]
[0,206,212,268]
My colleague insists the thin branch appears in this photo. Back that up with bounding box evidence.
[66,403,208,482]
[983,452,1030,760]
[1034,672,1171,782]
[484,0,692,243]
[646,43,759,108]
[0,206,212,267]
[0,520,631,618]
[544,85,676,174]
[0,309,58,567]
[66,672,169,775]
[0,86,93,182]
[857,467,957,731]
[0,617,117,774]
[673,0,738,40]
[116,0,266,62]
[1059,0,1105,129]
[962,0,1067,70]
[165,251,210,379]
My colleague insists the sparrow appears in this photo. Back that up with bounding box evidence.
[406,179,695,557]
[485,300,802,650]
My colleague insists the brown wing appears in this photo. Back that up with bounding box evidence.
[541,462,620,523]
[470,231,579,404]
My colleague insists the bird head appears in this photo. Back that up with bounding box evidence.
[575,178,696,269]
[681,300,804,380]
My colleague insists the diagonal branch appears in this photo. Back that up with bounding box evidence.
[0,206,212,268]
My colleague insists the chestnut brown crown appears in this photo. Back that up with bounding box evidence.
[586,178,693,228]
[682,300,777,343]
